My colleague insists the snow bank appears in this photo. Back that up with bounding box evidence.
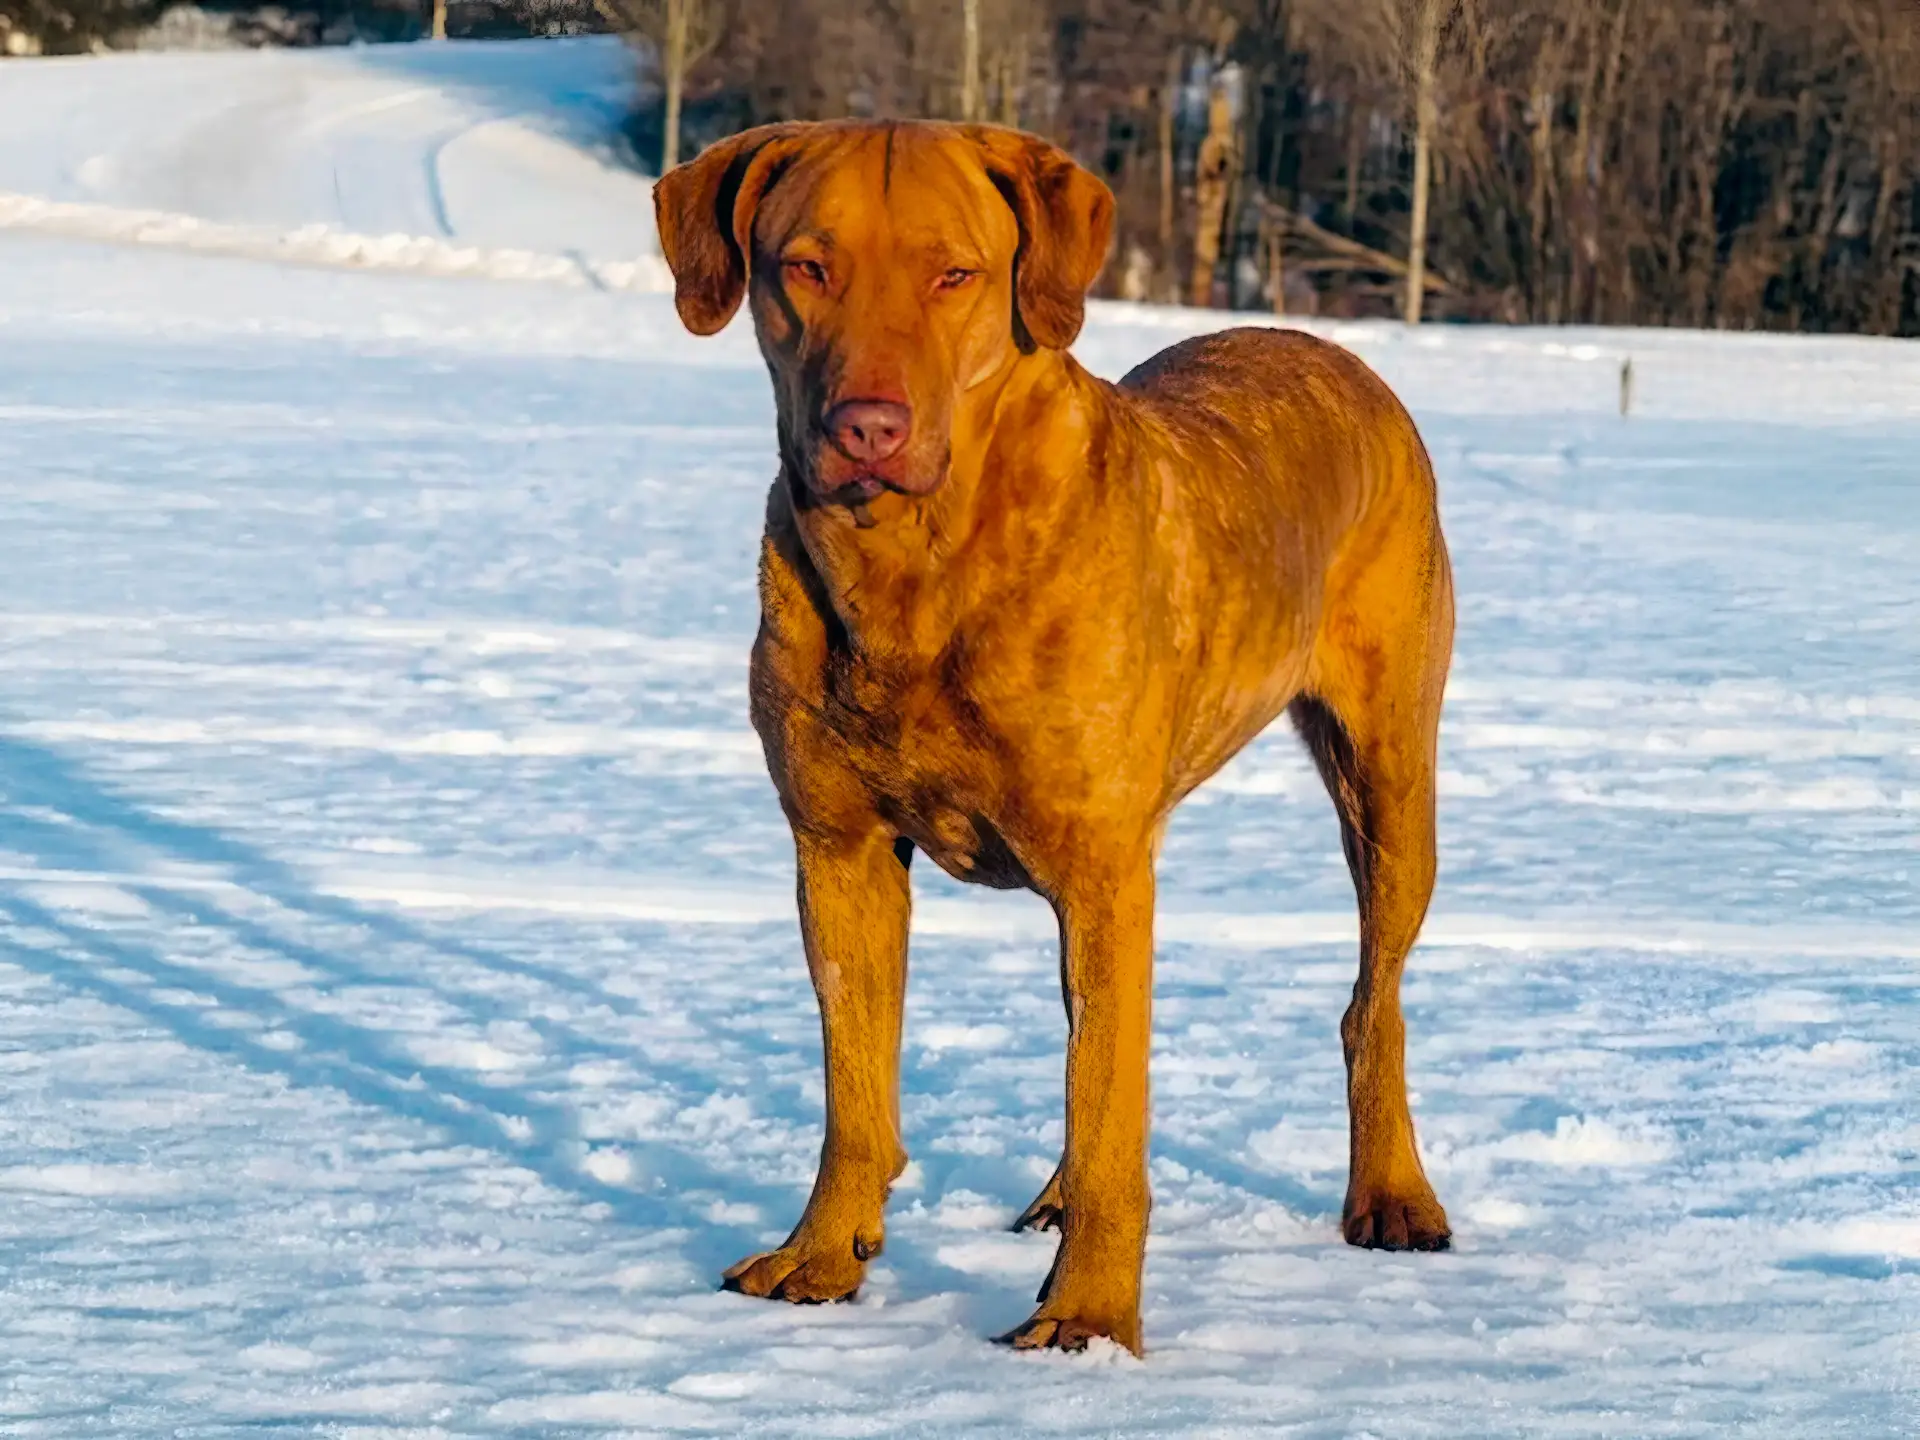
[0,191,672,290]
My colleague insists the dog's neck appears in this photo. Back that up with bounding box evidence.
[784,348,1107,661]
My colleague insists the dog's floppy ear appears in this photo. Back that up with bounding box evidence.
[964,127,1115,351]
[653,123,809,336]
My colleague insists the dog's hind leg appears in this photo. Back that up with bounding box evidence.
[1013,1166,1065,1233]
[1012,970,1071,1233]
[1291,496,1454,1253]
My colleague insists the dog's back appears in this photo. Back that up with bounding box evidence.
[1120,325,1437,531]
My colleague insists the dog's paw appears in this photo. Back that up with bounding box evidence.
[721,1237,869,1303]
[1011,1170,1064,1233]
[995,1306,1141,1356]
[1342,1186,1451,1252]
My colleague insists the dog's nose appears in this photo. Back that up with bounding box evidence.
[826,400,912,464]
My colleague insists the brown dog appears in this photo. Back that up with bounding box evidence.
[654,120,1453,1356]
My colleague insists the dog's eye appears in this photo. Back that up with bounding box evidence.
[936,267,980,291]
[784,258,828,288]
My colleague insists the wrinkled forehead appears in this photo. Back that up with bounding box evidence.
[753,125,1016,260]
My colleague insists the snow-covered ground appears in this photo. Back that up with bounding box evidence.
[0,38,666,287]
[1,39,1917,1439]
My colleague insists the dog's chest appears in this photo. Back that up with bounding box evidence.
[805,645,1034,891]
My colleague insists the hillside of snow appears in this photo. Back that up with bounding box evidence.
[0,37,666,286]
[0,37,1916,1438]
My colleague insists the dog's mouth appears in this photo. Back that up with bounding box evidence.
[806,462,948,509]
[784,419,952,512]
[830,474,890,503]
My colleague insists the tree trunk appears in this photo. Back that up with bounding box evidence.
[1160,50,1179,298]
[1267,219,1286,314]
[1868,165,1909,335]
[1404,0,1439,324]
[662,0,688,172]
[961,0,982,122]
[1345,105,1363,227]
[1529,76,1552,320]
[996,49,1020,127]
[431,0,447,40]
[1593,0,1632,319]
[1191,75,1237,308]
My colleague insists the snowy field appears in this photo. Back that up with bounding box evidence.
[1,39,1917,1439]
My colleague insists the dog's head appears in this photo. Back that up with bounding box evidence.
[654,121,1113,507]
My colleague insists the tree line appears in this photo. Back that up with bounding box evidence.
[6,0,1914,334]
[682,0,1919,335]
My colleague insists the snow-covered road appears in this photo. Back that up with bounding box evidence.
[0,39,1916,1439]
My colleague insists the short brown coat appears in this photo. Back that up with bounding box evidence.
[655,120,1454,1355]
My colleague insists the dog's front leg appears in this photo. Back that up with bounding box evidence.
[1001,857,1154,1356]
[723,827,909,1303]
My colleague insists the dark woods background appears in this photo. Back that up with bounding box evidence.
[7,0,1917,335]
[705,0,1919,334]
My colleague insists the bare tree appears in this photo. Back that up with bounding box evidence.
[597,0,731,171]
[1190,69,1238,306]
[1400,0,1440,321]
[960,0,982,119]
